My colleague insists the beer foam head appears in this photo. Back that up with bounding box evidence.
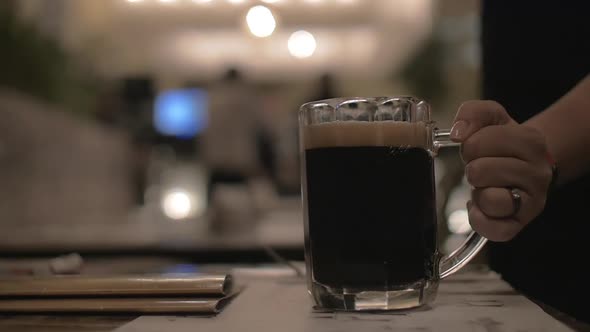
[303,121,429,149]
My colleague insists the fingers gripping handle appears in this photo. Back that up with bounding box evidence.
[433,128,487,279]
[433,128,460,149]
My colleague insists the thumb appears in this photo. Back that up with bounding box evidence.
[450,100,516,142]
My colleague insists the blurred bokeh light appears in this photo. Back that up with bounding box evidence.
[154,88,208,139]
[246,5,277,38]
[288,30,316,58]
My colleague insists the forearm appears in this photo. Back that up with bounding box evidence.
[524,74,590,185]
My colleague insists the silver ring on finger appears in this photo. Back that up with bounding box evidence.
[508,188,521,218]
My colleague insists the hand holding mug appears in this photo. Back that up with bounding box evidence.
[451,101,554,242]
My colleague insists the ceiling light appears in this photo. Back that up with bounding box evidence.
[246,6,276,38]
[288,30,316,58]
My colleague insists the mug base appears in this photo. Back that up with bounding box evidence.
[310,279,438,311]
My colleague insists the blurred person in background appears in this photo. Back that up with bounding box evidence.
[308,73,337,103]
[200,68,267,199]
[280,73,339,195]
[121,77,157,206]
[448,0,589,323]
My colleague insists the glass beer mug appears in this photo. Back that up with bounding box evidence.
[299,97,487,311]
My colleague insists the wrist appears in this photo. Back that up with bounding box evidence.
[545,151,559,193]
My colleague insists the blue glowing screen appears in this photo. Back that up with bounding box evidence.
[154,88,208,138]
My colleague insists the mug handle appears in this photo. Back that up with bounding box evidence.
[433,128,488,279]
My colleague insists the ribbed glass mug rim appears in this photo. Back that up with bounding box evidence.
[299,96,431,125]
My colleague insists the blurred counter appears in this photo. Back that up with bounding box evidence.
[0,196,304,260]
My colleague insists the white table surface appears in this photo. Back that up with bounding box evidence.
[115,269,574,332]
